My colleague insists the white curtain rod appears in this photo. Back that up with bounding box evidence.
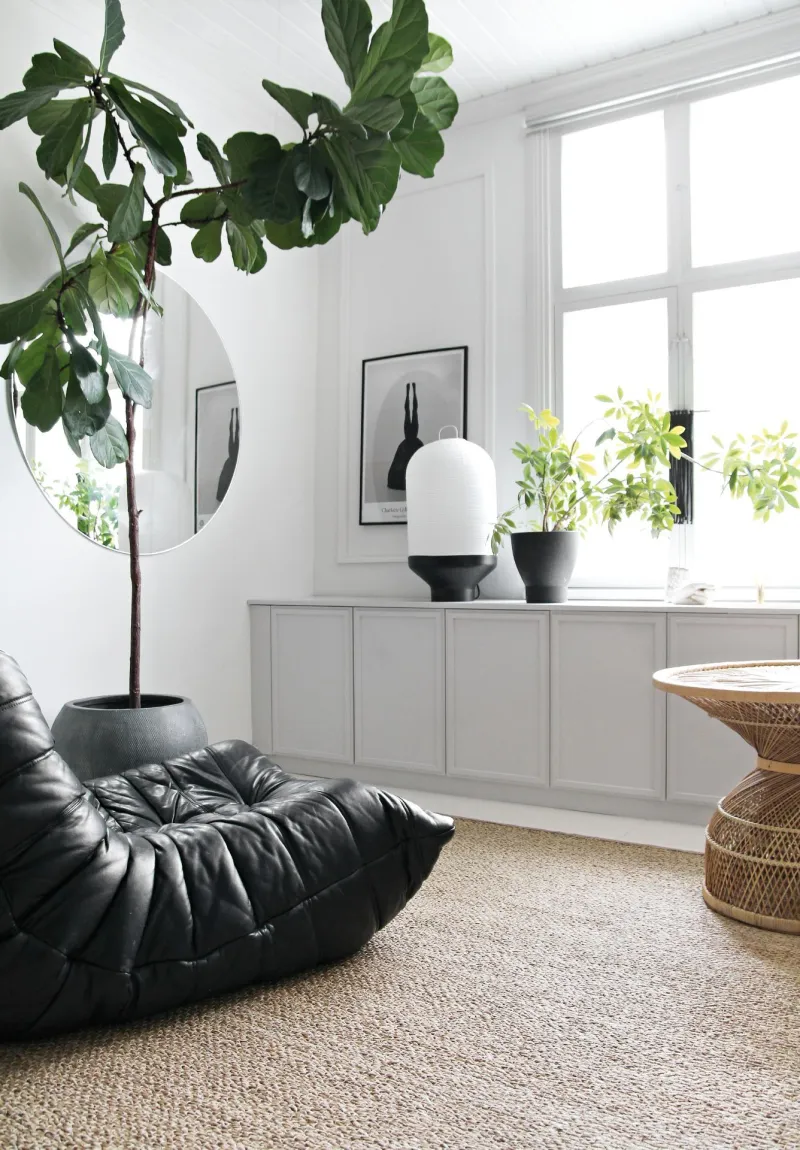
[525,50,800,133]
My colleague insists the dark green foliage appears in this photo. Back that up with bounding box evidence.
[0,0,456,472]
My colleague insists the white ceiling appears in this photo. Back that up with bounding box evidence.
[183,0,800,104]
[26,0,800,115]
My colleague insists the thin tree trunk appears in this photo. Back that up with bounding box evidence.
[125,211,161,709]
[124,394,142,707]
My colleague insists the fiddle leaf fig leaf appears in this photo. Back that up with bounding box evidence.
[321,0,372,91]
[390,90,418,140]
[351,0,429,103]
[70,339,105,403]
[226,220,266,273]
[53,40,95,78]
[102,110,119,177]
[63,371,111,439]
[65,222,103,259]
[154,226,172,266]
[344,95,404,132]
[27,97,77,135]
[107,78,186,180]
[319,135,368,229]
[74,281,108,367]
[191,218,224,262]
[410,75,458,130]
[71,161,100,206]
[417,33,453,73]
[23,52,87,90]
[61,287,87,335]
[94,181,128,221]
[100,0,126,74]
[261,80,314,130]
[293,147,331,201]
[312,93,367,138]
[107,346,153,407]
[66,110,95,193]
[180,191,225,225]
[112,78,192,126]
[90,414,128,467]
[224,131,281,182]
[87,248,139,316]
[395,113,444,177]
[196,132,230,184]
[241,150,302,224]
[21,346,63,432]
[0,289,53,344]
[352,134,401,207]
[13,330,55,386]
[0,87,60,131]
[108,162,145,242]
[35,98,91,180]
[0,340,24,380]
[18,181,67,278]
[301,197,314,238]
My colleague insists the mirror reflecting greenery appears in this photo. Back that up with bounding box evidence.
[8,274,238,553]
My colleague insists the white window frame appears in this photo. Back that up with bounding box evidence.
[528,71,800,598]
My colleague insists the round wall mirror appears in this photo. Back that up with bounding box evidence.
[7,275,239,554]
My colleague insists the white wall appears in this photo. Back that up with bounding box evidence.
[0,1,318,735]
[314,112,531,598]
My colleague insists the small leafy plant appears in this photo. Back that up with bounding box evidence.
[701,424,800,520]
[491,391,685,552]
[492,391,800,554]
[33,460,119,548]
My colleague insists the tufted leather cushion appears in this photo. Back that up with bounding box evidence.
[0,652,454,1039]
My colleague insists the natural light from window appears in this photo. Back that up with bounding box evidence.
[560,111,667,288]
[556,73,800,593]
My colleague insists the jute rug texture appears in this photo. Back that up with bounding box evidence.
[2,819,799,1149]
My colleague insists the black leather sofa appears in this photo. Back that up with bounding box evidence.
[0,652,454,1039]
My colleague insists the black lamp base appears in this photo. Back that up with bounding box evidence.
[408,555,497,602]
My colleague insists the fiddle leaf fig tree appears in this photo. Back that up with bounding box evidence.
[0,0,458,707]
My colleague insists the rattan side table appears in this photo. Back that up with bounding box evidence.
[654,660,800,934]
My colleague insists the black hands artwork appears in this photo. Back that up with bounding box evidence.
[216,407,240,504]
[387,383,424,492]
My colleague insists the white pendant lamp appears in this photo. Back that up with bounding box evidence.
[406,427,498,601]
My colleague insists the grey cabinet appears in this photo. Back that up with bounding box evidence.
[270,606,353,763]
[354,609,445,774]
[551,612,667,798]
[446,610,549,785]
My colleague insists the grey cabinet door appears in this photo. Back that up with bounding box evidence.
[270,607,354,763]
[551,612,667,798]
[446,610,549,785]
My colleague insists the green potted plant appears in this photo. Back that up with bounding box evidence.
[493,392,800,603]
[0,0,458,776]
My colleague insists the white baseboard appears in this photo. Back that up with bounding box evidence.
[392,786,705,854]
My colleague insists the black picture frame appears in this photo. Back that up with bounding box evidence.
[359,345,468,526]
[194,380,238,534]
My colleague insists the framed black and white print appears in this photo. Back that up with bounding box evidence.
[359,346,468,525]
[194,381,239,532]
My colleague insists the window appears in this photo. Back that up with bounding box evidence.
[551,72,800,593]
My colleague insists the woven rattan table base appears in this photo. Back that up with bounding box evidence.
[705,767,800,933]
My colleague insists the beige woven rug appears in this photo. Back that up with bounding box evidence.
[2,819,799,1150]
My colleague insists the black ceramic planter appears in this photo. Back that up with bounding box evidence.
[408,555,497,602]
[51,693,207,782]
[510,531,579,603]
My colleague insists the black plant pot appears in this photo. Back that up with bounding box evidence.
[408,555,497,602]
[51,693,208,783]
[510,531,580,603]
